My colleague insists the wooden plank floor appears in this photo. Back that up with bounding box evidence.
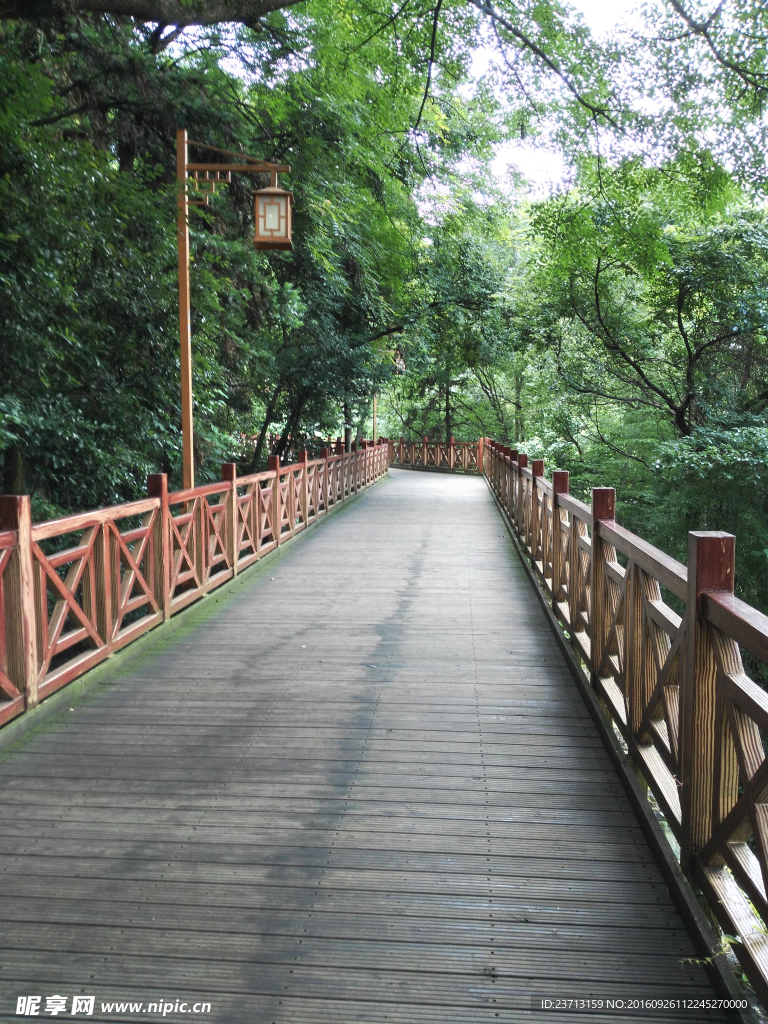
[0,469,730,1022]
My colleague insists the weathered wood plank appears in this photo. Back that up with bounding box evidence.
[0,470,730,1022]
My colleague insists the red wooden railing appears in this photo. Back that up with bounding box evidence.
[0,441,388,728]
[484,438,768,1001]
[387,436,483,473]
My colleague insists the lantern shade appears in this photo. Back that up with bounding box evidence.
[254,186,293,250]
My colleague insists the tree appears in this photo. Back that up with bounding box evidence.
[526,156,768,441]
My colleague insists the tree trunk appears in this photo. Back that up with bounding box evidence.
[2,446,26,495]
[356,398,373,444]
[514,374,524,443]
[273,397,305,463]
[249,383,282,472]
[343,401,353,453]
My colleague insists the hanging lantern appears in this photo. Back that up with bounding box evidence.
[254,173,293,250]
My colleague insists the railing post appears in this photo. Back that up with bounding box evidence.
[516,454,528,538]
[477,437,484,476]
[268,455,282,544]
[320,448,330,510]
[298,449,308,524]
[508,450,518,521]
[625,562,644,739]
[552,470,569,613]
[222,463,238,576]
[531,460,544,565]
[590,488,616,681]
[0,496,38,708]
[449,436,455,471]
[680,531,735,870]
[89,510,112,651]
[147,474,170,620]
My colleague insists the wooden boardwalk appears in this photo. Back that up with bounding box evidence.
[0,469,731,1022]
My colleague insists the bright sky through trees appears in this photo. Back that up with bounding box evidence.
[570,0,639,35]
[489,0,643,192]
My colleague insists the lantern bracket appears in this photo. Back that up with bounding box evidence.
[182,138,290,207]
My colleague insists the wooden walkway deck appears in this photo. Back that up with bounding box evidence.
[0,469,731,1022]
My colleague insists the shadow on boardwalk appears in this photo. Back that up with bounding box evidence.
[0,469,730,1022]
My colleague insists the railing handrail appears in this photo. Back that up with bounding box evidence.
[29,498,162,541]
[482,436,768,1003]
[387,436,484,474]
[0,444,389,732]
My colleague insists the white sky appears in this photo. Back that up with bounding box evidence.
[571,0,640,36]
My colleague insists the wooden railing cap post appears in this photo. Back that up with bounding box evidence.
[147,472,168,497]
[0,495,31,535]
[268,455,280,472]
[518,453,528,469]
[552,470,569,494]
[532,459,544,477]
[221,462,237,482]
[688,531,735,604]
[592,487,615,522]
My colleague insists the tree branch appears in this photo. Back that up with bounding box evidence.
[667,0,768,97]
[1,0,307,25]
[413,0,443,133]
[467,0,621,130]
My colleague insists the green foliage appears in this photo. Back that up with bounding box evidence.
[0,8,503,512]
[511,158,768,608]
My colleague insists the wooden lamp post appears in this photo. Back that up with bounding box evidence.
[176,129,291,488]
